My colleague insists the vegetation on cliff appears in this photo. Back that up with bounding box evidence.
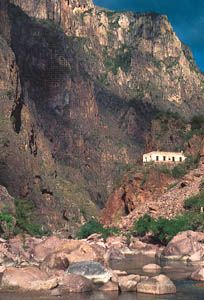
[0,198,49,239]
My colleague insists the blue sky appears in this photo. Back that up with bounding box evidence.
[94,0,204,71]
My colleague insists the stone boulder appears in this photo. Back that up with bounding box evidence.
[191,268,204,281]
[106,236,128,249]
[28,278,58,291]
[143,264,161,272]
[99,281,119,292]
[58,274,93,293]
[8,235,42,261]
[1,266,57,291]
[33,236,64,261]
[103,247,125,267]
[129,237,162,256]
[40,252,69,273]
[64,242,98,263]
[162,231,204,261]
[137,274,176,295]
[67,261,111,283]
[118,274,140,292]
[86,233,103,242]
[34,237,98,263]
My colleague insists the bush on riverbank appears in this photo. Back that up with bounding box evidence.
[76,219,120,240]
[131,212,204,245]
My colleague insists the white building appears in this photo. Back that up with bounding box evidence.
[143,151,186,164]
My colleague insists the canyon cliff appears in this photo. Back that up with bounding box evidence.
[0,0,204,232]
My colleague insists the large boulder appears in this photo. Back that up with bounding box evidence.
[58,274,93,293]
[8,235,42,261]
[1,266,57,291]
[129,237,162,257]
[34,237,98,263]
[118,274,140,292]
[162,231,204,261]
[103,248,125,267]
[106,236,128,250]
[40,252,69,273]
[99,281,119,292]
[27,278,58,291]
[33,236,64,261]
[64,242,98,263]
[191,268,204,281]
[67,261,111,283]
[143,264,161,272]
[137,274,176,295]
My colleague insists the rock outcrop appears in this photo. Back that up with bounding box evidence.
[137,274,176,295]
[1,266,58,291]
[162,231,204,261]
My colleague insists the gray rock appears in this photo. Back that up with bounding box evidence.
[67,261,111,283]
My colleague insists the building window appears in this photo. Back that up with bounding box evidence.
[156,156,159,161]
[172,157,175,162]
[180,157,182,162]
[163,156,166,161]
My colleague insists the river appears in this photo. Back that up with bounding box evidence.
[0,254,203,300]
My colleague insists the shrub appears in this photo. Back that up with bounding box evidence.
[185,155,200,169]
[132,214,192,245]
[191,115,204,130]
[0,212,15,238]
[184,191,204,211]
[132,214,154,236]
[76,219,120,240]
[150,215,191,244]
[187,212,204,231]
[157,165,172,176]
[171,155,199,179]
[184,115,204,141]
[14,198,48,237]
[172,164,187,178]
[104,46,132,75]
[155,110,181,121]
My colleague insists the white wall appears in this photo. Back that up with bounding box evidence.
[143,153,186,163]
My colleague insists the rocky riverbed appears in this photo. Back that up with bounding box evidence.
[0,230,203,297]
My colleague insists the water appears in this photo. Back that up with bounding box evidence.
[0,255,204,300]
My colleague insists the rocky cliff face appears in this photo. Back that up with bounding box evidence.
[0,0,204,232]
[12,0,204,117]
